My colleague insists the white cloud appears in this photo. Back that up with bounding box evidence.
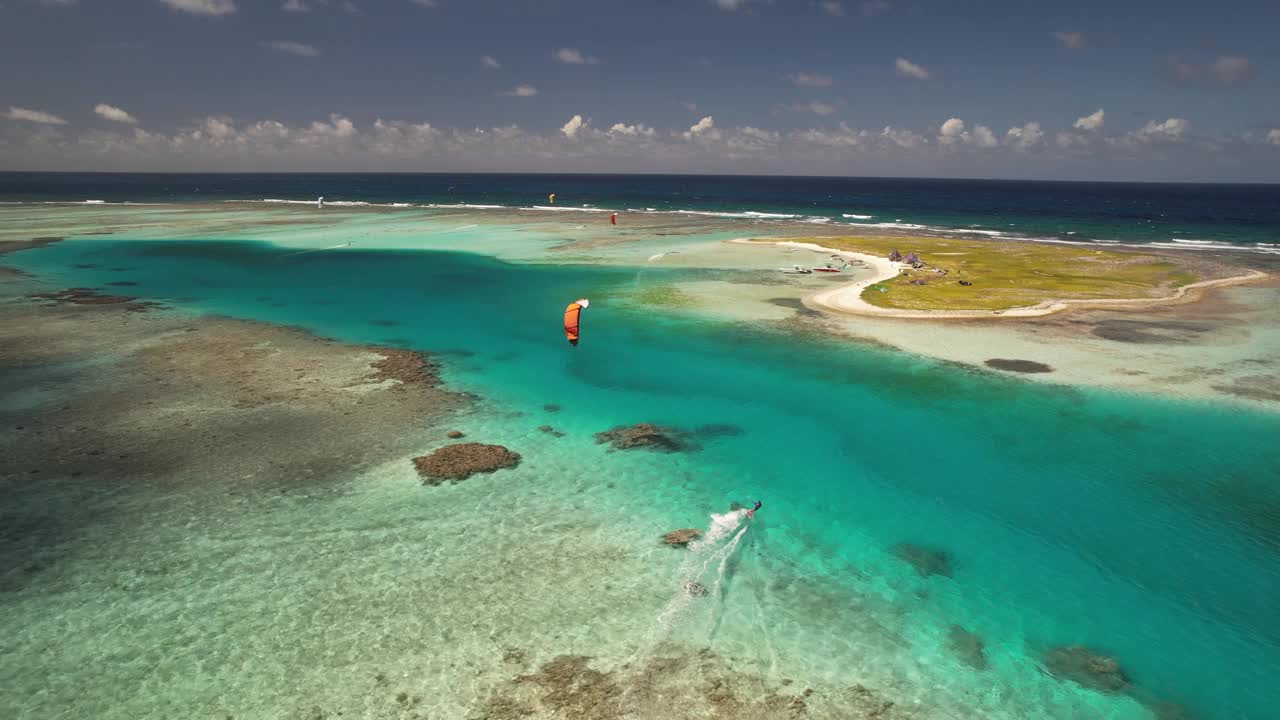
[159,0,237,16]
[1168,55,1253,86]
[369,118,438,155]
[1133,118,1189,142]
[302,113,356,141]
[1005,122,1044,150]
[94,103,138,124]
[895,58,929,80]
[1074,108,1104,131]
[862,0,890,16]
[481,55,501,69]
[1052,32,1086,50]
[818,1,845,16]
[791,123,867,148]
[199,115,238,139]
[683,116,719,140]
[505,85,538,97]
[14,110,1274,177]
[880,126,924,149]
[608,122,655,137]
[560,114,584,138]
[937,118,998,148]
[790,72,833,87]
[971,124,997,148]
[726,126,780,155]
[260,40,319,57]
[939,118,965,140]
[282,0,309,11]
[1056,132,1091,150]
[4,107,68,125]
[555,48,600,65]
[791,101,836,116]
[1212,56,1252,85]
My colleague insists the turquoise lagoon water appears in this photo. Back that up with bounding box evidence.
[4,235,1280,719]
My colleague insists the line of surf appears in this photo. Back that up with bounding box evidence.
[9,197,1277,256]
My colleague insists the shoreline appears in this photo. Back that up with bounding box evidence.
[731,238,1269,320]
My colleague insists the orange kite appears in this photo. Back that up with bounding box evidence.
[563,298,589,347]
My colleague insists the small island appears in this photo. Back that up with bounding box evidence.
[740,236,1263,318]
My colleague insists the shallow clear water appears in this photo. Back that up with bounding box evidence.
[4,234,1280,719]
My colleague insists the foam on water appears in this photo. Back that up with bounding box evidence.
[653,510,750,639]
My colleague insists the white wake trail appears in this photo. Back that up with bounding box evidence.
[652,509,751,639]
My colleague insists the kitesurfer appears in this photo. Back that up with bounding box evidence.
[610,213,617,225]
[746,500,762,518]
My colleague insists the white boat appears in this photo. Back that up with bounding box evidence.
[811,263,843,273]
[779,264,813,274]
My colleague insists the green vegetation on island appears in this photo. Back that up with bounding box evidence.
[778,236,1200,312]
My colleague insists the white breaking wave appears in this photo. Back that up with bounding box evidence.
[842,213,875,220]
[628,208,802,220]
[524,205,615,213]
[239,198,419,208]
[6,200,166,206]
[841,220,933,231]
[1151,239,1279,254]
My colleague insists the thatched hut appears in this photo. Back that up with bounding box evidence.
[888,249,903,262]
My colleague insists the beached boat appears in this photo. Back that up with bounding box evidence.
[811,263,844,273]
[779,264,813,274]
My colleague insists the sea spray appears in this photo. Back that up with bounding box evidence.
[653,509,751,642]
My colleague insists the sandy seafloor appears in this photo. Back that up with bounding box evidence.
[2,203,1279,720]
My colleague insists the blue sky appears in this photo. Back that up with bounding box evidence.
[2,0,1279,180]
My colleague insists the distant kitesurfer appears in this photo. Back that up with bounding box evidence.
[549,193,556,205]
[317,196,325,209]
[746,500,762,518]
[610,213,617,225]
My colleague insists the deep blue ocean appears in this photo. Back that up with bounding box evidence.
[2,172,1278,250]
